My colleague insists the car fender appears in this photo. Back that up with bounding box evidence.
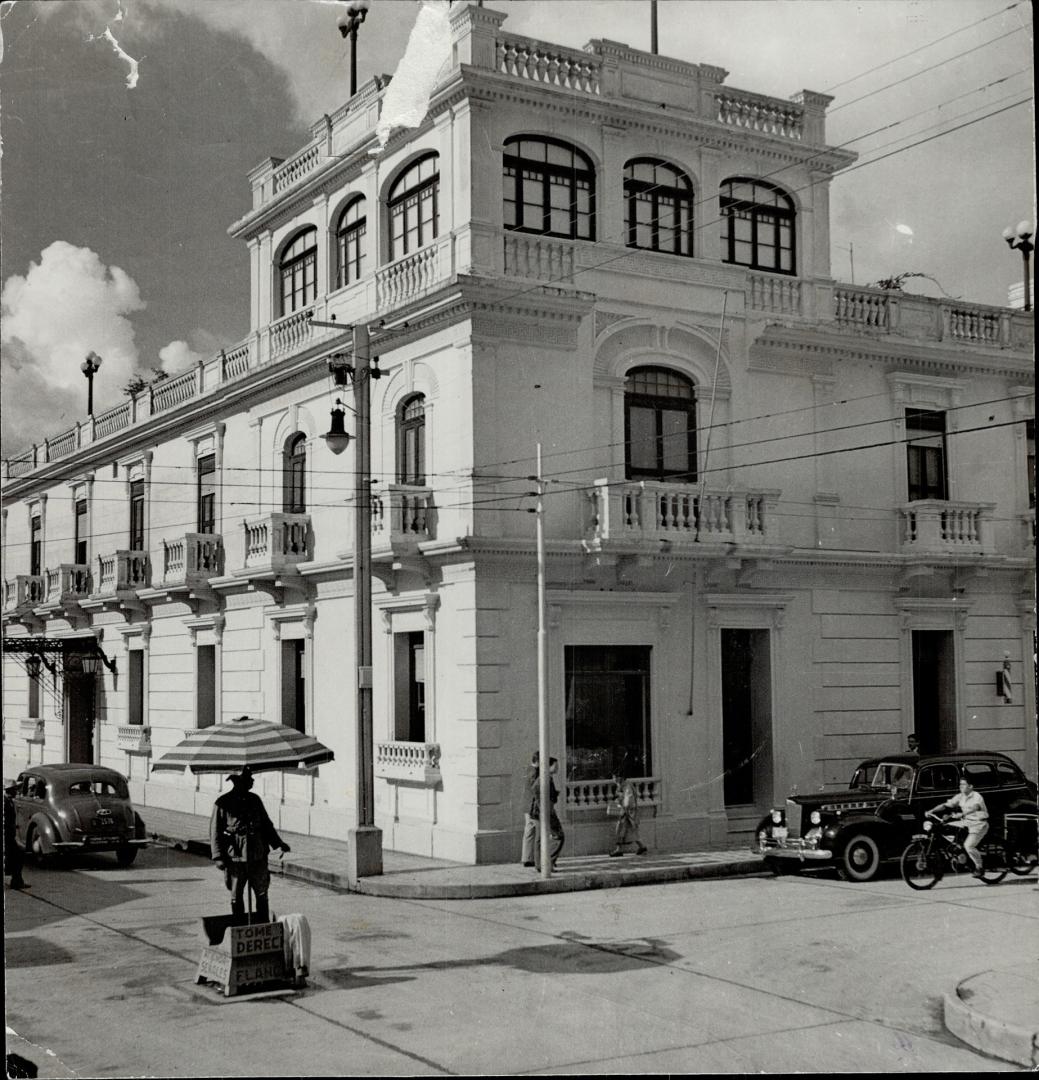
[829,816,902,859]
[27,812,61,854]
[133,811,147,840]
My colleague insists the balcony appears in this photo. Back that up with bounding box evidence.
[40,565,92,614]
[375,237,455,313]
[19,718,45,744]
[117,725,151,754]
[241,513,311,575]
[371,486,435,557]
[3,575,45,615]
[566,777,660,813]
[898,500,995,555]
[159,534,224,590]
[375,741,441,784]
[585,480,781,549]
[92,550,151,598]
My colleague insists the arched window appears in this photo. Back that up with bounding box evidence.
[624,366,697,482]
[388,154,439,261]
[335,198,366,289]
[279,228,318,314]
[398,395,426,486]
[283,433,307,513]
[720,178,795,275]
[624,158,693,256]
[503,136,595,240]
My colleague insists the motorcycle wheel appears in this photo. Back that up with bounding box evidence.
[1007,848,1038,876]
[901,840,942,890]
[976,845,1009,885]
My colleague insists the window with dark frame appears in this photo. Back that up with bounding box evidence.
[906,409,947,502]
[128,651,144,726]
[624,158,693,256]
[407,631,426,743]
[283,434,307,514]
[129,479,145,551]
[388,154,439,262]
[335,198,366,289]
[281,638,306,733]
[720,177,796,275]
[197,454,216,534]
[196,644,216,729]
[30,515,42,577]
[624,366,697,482]
[27,657,41,718]
[398,395,426,486]
[74,499,88,565]
[279,227,318,315]
[503,136,595,240]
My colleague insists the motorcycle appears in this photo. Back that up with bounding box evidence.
[900,809,1009,890]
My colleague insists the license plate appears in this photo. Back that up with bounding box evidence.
[772,826,788,840]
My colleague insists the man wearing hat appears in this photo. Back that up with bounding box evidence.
[523,750,564,871]
[209,766,290,922]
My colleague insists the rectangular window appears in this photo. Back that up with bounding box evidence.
[127,651,144,726]
[27,657,41,717]
[197,454,216,534]
[564,645,651,781]
[74,499,88,565]
[906,409,947,501]
[129,480,145,551]
[393,630,426,742]
[280,638,306,733]
[1026,417,1035,510]
[196,645,216,728]
[30,515,42,577]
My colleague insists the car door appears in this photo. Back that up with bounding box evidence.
[909,762,960,822]
[14,773,39,842]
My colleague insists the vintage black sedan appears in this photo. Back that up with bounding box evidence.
[755,751,1037,882]
[8,764,149,866]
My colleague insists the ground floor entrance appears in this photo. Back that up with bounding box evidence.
[721,628,773,811]
[65,671,95,764]
[912,630,957,754]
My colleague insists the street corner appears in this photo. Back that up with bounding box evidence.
[943,965,1039,1068]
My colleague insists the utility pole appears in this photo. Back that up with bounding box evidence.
[535,442,551,878]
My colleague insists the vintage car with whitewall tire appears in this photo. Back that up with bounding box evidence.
[8,764,149,866]
[754,751,1038,882]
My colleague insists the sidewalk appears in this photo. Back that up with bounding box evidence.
[943,963,1039,1068]
[142,804,767,899]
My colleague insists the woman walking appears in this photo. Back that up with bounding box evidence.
[610,772,647,857]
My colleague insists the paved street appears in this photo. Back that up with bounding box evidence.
[5,846,1034,1075]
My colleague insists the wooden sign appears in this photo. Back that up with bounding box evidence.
[196,920,289,997]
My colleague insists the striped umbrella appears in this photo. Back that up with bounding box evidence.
[151,715,335,775]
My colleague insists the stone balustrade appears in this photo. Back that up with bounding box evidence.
[242,513,311,573]
[272,141,322,194]
[3,575,45,613]
[371,485,435,552]
[376,238,452,312]
[495,34,601,94]
[94,401,132,439]
[834,286,890,329]
[566,776,660,811]
[161,533,223,588]
[375,741,442,784]
[898,500,995,555]
[269,308,315,358]
[117,725,151,753]
[221,342,251,380]
[151,368,198,413]
[93,550,151,597]
[587,480,779,546]
[44,564,92,605]
[503,233,575,283]
[20,718,45,744]
[714,90,803,139]
[748,272,802,314]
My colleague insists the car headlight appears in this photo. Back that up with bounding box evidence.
[770,809,783,824]
[923,819,933,832]
[810,810,822,825]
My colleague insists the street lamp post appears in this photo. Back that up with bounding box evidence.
[1002,220,1034,312]
[337,0,370,98]
[81,351,103,417]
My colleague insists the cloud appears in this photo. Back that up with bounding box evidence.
[157,338,206,373]
[0,241,146,451]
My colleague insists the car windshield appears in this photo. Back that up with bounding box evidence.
[868,763,914,791]
[66,778,128,799]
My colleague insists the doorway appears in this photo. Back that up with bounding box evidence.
[65,671,96,763]
[721,628,773,809]
[912,630,957,754]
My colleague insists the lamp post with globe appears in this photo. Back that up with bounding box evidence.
[1002,220,1034,312]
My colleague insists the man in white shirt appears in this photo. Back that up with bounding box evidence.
[939,777,989,876]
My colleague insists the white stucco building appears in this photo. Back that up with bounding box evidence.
[3,4,1035,864]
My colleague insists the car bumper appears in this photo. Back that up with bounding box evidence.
[53,838,149,849]
[757,839,833,862]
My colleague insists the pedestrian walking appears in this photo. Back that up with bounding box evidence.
[527,753,564,871]
[209,766,290,922]
[520,750,539,867]
[4,784,27,890]
[609,772,647,857]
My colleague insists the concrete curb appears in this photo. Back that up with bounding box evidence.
[150,829,768,899]
[943,971,1039,1068]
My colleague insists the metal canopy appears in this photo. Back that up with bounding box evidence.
[2,636,116,674]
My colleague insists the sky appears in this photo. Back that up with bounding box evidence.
[0,0,1034,456]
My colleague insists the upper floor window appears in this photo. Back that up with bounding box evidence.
[624,366,697,482]
[129,479,145,552]
[906,409,947,502]
[335,198,366,289]
[279,227,318,315]
[624,158,693,256]
[388,154,439,261]
[30,515,42,577]
[74,499,88,565]
[283,434,307,514]
[398,394,426,486]
[503,136,595,240]
[720,178,795,275]
[197,454,217,534]
[1026,417,1035,509]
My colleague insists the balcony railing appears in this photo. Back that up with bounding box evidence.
[242,513,311,573]
[43,564,92,606]
[372,486,435,551]
[374,741,442,784]
[3,575,45,613]
[748,272,802,315]
[834,286,890,329]
[566,777,660,811]
[270,307,314,358]
[92,550,151,598]
[272,140,322,194]
[503,233,574,283]
[898,500,995,554]
[495,34,601,94]
[94,400,131,439]
[161,533,223,588]
[19,718,45,744]
[714,90,803,140]
[117,725,151,753]
[151,368,198,414]
[376,237,453,312]
[586,481,779,546]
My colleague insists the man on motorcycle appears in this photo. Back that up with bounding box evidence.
[937,777,989,876]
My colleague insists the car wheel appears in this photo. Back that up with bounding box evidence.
[26,825,49,865]
[116,844,138,867]
[838,833,882,882]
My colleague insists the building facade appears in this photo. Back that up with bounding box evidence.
[3,4,1035,863]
